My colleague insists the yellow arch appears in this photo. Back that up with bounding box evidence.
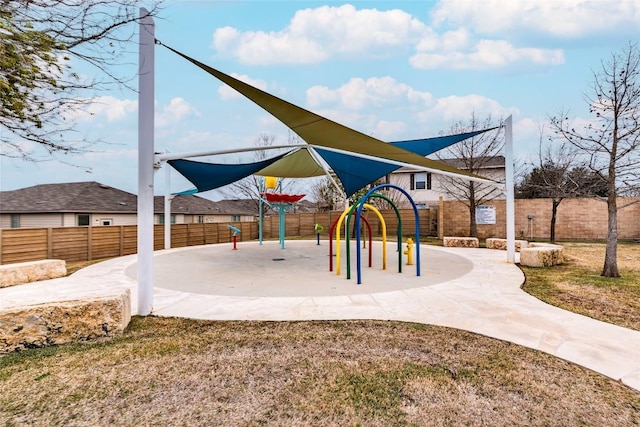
[335,203,386,275]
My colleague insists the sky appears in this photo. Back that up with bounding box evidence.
[1,0,639,199]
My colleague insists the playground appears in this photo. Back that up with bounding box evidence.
[125,240,473,298]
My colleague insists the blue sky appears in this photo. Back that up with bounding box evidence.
[1,0,639,198]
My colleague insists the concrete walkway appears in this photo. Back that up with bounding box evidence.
[1,240,638,392]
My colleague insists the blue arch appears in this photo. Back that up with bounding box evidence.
[355,184,421,284]
[346,192,403,279]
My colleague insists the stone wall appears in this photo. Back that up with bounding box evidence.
[0,290,131,353]
[441,197,640,240]
[0,260,67,288]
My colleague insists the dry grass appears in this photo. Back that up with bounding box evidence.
[521,242,640,330]
[65,259,111,276]
[3,242,639,425]
[1,318,639,426]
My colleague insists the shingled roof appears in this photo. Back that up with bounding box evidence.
[0,182,257,215]
[164,196,258,216]
[0,182,138,213]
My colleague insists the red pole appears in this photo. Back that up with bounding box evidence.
[233,235,237,250]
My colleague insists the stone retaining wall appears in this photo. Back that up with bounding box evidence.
[443,237,479,248]
[520,243,564,267]
[0,260,67,288]
[486,238,528,252]
[0,290,131,354]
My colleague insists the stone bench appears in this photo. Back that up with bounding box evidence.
[443,237,479,248]
[0,289,131,354]
[519,243,564,267]
[0,259,67,288]
[486,238,529,252]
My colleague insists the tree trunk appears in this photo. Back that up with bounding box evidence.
[468,203,478,238]
[601,193,620,277]
[550,198,562,244]
[468,184,478,238]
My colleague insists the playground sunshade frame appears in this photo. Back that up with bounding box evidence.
[159,42,500,197]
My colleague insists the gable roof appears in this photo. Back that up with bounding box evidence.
[0,182,138,213]
[170,197,258,216]
[0,182,249,215]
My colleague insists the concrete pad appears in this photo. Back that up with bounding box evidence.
[1,240,638,393]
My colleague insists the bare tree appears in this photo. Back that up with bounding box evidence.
[222,133,279,212]
[550,42,640,277]
[1,0,163,161]
[310,173,345,211]
[516,124,607,243]
[221,132,306,211]
[435,113,504,238]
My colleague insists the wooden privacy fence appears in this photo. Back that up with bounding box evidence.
[0,208,435,265]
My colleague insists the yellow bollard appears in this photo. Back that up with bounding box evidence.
[404,237,414,266]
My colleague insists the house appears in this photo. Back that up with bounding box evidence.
[386,156,506,207]
[161,196,257,225]
[0,182,257,229]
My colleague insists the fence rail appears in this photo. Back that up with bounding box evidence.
[0,209,434,265]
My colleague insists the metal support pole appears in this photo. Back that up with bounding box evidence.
[505,115,516,263]
[279,205,285,249]
[164,162,171,250]
[259,179,264,245]
[137,8,155,315]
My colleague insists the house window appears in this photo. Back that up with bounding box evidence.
[197,215,205,223]
[158,214,176,224]
[410,173,432,190]
[10,214,20,228]
[231,215,241,222]
[100,219,113,226]
[77,214,90,226]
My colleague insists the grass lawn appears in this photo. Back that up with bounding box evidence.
[1,242,639,426]
[521,241,640,331]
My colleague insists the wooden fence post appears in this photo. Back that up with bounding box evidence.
[47,228,53,259]
[87,227,92,261]
[438,196,444,240]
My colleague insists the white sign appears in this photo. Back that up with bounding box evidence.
[476,205,496,225]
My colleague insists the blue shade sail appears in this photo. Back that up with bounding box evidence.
[168,152,289,193]
[313,148,399,197]
[390,128,498,156]
[160,43,500,197]
[160,43,491,183]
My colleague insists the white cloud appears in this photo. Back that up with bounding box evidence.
[371,120,408,140]
[411,39,564,70]
[156,97,201,128]
[218,73,268,100]
[211,2,574,71]
[70,96,137,122]
[212,4,425,65]
[421,94,515,122]
[430,0,640,38]
[307,77,433,110]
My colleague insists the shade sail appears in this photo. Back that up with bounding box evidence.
[313,148,399,197]
[167,128,498,198]
[161,44,494,186]
[391,128,498,156]
[255,148,326,178]
[168,152,289,193]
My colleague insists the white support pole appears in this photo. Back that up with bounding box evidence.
[164,162,171,250]
[137,8,155,315]
[504,115,516,263]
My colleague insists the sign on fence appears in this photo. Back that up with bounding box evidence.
[475,205,496,225]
